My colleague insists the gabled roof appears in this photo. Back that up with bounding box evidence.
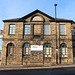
[3,9,74,23]
[20,9,54,20]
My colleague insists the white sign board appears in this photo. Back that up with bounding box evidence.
[31,45,43,51]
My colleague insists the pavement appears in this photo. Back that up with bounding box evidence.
[0,64,75,70]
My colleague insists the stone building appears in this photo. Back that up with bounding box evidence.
[1,10,75,65]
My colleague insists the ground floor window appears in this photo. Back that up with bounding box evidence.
[44,43,51,57]
[60,43,68,57]
[22,43,30,56]
[7,43,14,57]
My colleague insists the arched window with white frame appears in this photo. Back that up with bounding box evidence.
[22,43,30,56]
[60,43,68,57]
[7,43,14,57]
[44,43,52,57]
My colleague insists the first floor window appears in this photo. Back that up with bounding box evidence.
[59,24,66,35]
[9,25,15,34]
[60,43,68,57]
[23,43,30,56]
[7,43,14,57]
[44,25,50,35]
[44,43,51,57]
[24,25,30,35]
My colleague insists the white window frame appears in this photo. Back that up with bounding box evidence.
[60,48,68,57]
[23,43,30,56]
[44,25,50,35]
[44,44,51,57]
[60,44,68,57]
[24,25,30,35]
[59,24,66,35]
[7,43,14,57]
[9,24,15,34]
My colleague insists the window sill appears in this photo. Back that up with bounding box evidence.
[7,56,13,57]
[61,56,68,58]
[44,35,51,36]
[60,35,67,36]
[23,55,30,57]
[24,34,31,36]
[8,34,15,35]
[44,56,51,58]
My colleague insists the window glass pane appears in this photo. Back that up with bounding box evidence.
[7,43,14,56]
[25,43,30,47]
[9,25,15,34]
[60,44,68,57]
[73,41,75,46]
[44,43,51,57]
[72,30,74,35]
[26,48,29,54]
[25,25,30,34]
[10,47,13,54]
[50,49,51,53]
[48,55,51,57]
[44,25,50,35]
[45,55,47,57]
[23,43,30,56]
[29,48,31,54]
[60,24,66,35]
[46,48,49,50]
[46,49,49,53]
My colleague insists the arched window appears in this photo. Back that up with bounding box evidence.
[31,15,44,21]
[7,43,14,57]
[44,43,51,57]
[60,43,68,57]
[22,43,30,56]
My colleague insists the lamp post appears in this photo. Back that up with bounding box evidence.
[54,4,58,64]
[54,4,57,49]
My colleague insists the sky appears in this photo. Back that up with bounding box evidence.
[0,0,75,30]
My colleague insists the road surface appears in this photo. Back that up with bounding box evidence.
[0,67,75,75]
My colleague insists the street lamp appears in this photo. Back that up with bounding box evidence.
[54,4,58,49]
[54,4,58,64]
